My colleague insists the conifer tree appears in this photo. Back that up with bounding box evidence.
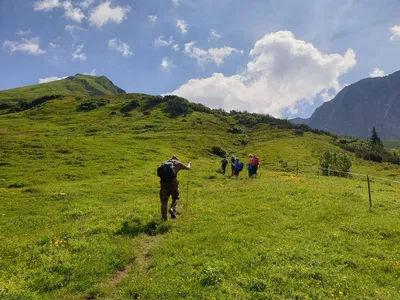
[370,127,383,146]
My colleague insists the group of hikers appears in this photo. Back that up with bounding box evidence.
[221,154,260,179]
[157,154,260,221]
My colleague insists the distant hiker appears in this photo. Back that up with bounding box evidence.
[251,155,260,178]
[221,155,228,174]
[157,156,191,221]
[232,158,244,180]
[247,154,254,178]
[230,155,236,176]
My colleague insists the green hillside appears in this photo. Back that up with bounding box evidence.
[0,93,399,299]
[0,74,126,112]
[384,140,400,149]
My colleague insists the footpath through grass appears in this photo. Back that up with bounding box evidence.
[0,95,399,299]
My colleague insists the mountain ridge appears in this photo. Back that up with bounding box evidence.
[291,70,400,140]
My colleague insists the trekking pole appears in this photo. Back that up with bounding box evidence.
[186,164,191,211]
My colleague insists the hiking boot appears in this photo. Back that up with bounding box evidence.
[169,208,177,219]
[161,217,167,222]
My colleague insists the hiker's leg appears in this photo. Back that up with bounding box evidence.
[170,182,180,212]
[160,184,170,220]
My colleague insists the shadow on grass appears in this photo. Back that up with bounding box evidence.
[116,218,171,237]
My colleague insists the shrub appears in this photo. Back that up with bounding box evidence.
[320,152,352,177]
[164,95,192,117]
[76,99,108,112]
[210,146,226,157]
[120,100,140,113]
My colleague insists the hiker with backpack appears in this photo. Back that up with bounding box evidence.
[232,158,244,180]
[221,155,228,174]
[157,156,191,221]
[230,155,236,177]
[247,154,254,178]
[251,155,260,178]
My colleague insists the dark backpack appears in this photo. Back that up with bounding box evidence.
[157,161,175,183]
[236,162,244,172]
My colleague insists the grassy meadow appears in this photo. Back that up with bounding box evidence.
[0,94,399,299]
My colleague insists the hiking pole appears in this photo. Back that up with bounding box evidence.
[186,163,191,211]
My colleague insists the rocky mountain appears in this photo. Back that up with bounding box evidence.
[292,70,400,140]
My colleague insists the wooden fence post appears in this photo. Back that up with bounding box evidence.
[367,175,372,209]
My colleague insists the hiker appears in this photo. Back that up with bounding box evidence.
[247,154,254,178]
[251,155,260,178]
[230,155,236,176]
[221,155,228,174]
[157,156,191,221]
[232,158,244,180]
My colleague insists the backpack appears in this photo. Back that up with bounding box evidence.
[252,157,259,166]
[236,162,244,172]
[157,161,175,183]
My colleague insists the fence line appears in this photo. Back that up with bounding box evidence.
[261,161,400,185]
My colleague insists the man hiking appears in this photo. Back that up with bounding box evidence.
[230,155,236,177]
[232,158,244,180]
[247,154,254,178]
[157,156,191,221]
[221,155,228,174]
[251,155,260,178]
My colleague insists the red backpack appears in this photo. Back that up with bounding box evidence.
[252,157,259,166]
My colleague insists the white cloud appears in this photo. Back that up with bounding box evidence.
[3,37,46,55]
[171,31,356,117]
[108,38,133,57]
[39,76,67,83]
[148,15,158,23]
[389,25,400,41]
[83,69,96,75]
[63,1,86,22]
[184,42,243,66]
[49,42,60,48]
[172,0,182,6]
[65,24,83,33]
[172,44,180,51]
[209,29,222,42]
[369,68,386,78]
[72,44,87,61]
[33,0,61,11]
[16,29,32,36]
[161,57,175,71]
[176,20,187,36]
[89,1,131,27]
[154,36,174,48]
[77,0,96,9]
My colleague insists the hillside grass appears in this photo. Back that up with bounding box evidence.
[0,94,399,299]
[0,75,125,109]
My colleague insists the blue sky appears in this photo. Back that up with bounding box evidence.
[1,0,399,118]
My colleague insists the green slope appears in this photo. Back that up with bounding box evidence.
[0,94,399,299]
[0,74,126,110]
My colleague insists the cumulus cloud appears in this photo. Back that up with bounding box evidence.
[77,0,96,9]
[89,1,131,27]
[148,15,158,23]
[65,24,84,33]
[176,20,187,36]
[33,0,61,11]
[39,76,67,83]
[108,38,133,56]
[369,68,386,78]
[209,29,222,42]
[171,31,356,117]
[63,1,86,22]
[161,57,175,71]
[16,29,32,36]
[389,25,400,41]
[154,36,174,48]
[3,37,46,55]
[184,42,243,66]
[72,44,87,61]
